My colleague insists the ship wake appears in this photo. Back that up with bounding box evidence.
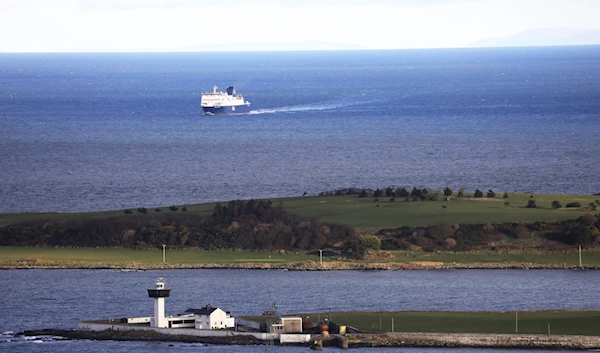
[247,101,353,115]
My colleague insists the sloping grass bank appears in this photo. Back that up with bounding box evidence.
[1,193,597,229]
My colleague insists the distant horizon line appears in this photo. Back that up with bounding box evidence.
[2,43,600,54]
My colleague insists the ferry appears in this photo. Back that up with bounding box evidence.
[200,86,251,115]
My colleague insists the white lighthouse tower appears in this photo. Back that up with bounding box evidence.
[147,277,171,328]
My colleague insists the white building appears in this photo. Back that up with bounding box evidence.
[181,305,235,329]
[145,278,235,330]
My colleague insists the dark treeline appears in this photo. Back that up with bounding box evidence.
[378,213,600,252]
[0,200,353,251]
[318,187,450,201]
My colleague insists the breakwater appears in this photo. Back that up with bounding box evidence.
[20,329,600,350]
[348,332,600,350]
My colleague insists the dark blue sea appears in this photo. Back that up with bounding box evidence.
[1,46,599,213]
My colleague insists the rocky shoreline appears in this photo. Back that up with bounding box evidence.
[20,329,266,345]
[19,329,600,350]
[347,332,600,350]
[1,259,598,270]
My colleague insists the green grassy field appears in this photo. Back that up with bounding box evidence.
[1,192,597,229]
[242,310,600,336]
[2,246,599,267]
[279,193,599,228]
[0,247,317,266]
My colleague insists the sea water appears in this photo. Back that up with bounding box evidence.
[1,269,598,352]
[1,46,599,213]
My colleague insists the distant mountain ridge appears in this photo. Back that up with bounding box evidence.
[472,27,600,47]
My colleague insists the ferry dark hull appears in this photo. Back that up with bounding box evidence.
[202,104,252,115]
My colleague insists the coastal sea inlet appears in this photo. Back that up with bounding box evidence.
[2,269,600,352]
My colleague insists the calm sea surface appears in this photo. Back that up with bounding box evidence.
[1,47,599,213]
[1,269,599,352]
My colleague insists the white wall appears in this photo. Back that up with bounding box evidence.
[77,321,293,341]
[127,317,152,324]
[209,308,228,329]
[280,334,312,343]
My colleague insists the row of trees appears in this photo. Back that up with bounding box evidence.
[319,187,511,200]
[0,200,354,251]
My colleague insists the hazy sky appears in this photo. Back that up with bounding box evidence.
[1,0,598,52]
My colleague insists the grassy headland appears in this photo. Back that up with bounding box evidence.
[1,192,599,269]
[1,192,598,229]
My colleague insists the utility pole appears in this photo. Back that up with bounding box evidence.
[265,303,277,353]
[579,245,582,268]
[515,311,518,333]
[162,244,166,263]
[392,317,394,333]
[319,250,323,266]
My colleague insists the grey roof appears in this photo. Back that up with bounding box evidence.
[182,305,218,316]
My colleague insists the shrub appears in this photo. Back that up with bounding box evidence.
[396,187,409,197]
[373,189,383,198]
[359,190,369,198]
[504,202,510,207]
[487,189,496,198]
[411,187,421,197]
[359,234,381,251]
[182,206,187,212]
[373,198,379,203]
[137,207,147,214]
[526,200,536,208]
[566,202,581,208]
[385,187,395,197]
[443,187,452,197]
[503,192,509,199]
[551,201,562,209]
[155,208,162,212]
[474,189,483,198]
[589,203,597,210]
[124,209,132,214]
[457,188,465,198]
[427,193,439,201]
[169,206,179,211]
[548,223,595,245]
[389,197,396,202]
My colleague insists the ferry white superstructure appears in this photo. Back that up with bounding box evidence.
[200,85,251,115]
